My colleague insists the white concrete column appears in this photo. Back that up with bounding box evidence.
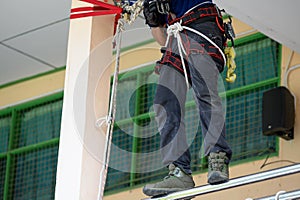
[55,0,116,199]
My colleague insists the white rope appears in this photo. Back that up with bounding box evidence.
[283,63,300,109]
[97,18,124,200]
[164,21,227,90]
[166,22,189,89]
[284,50,294,81]
[95,116,113,128]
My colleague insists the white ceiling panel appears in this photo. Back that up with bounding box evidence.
[215,0,300,53]
[1,0,300,87]
[0,0,71,41]
[0,44,52,85]
[4,19,70,68]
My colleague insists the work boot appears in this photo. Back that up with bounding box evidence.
[207,152,229,184]
[143,164,195,196]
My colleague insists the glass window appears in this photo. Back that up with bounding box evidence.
[9,146,58,200]
[15,100,62,148]
[0,94,62,200]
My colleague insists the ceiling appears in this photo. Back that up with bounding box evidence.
[215,0,300,53]
[1,0,299,86]
[0,0,152,86]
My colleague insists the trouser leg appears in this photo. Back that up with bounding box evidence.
[154,66,192,174]
[188,52,232,159]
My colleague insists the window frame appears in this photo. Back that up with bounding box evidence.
[0,92,63,200]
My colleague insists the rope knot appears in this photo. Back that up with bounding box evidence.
[95,116,113,128]
[167,22,183,38]
[165,21,190,89]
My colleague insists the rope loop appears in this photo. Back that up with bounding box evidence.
[165,21,189,89]
[167,22,184,38]
[95,116,113,128]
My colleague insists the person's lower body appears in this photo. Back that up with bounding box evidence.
[143,65,231,196]
[143,21,232,197]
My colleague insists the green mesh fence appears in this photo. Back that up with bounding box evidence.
[105,33,280,193]
[0,93,62,200]
[226,83,278,161]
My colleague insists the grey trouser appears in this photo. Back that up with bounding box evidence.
[154,21,232,174]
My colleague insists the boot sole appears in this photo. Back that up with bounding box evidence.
[208,171,229,185]
[142,189,195,200]
[143,186,185,197]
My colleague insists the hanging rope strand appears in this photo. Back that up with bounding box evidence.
[97,18,124,200]
[166,22,189,89]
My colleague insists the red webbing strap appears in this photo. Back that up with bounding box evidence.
[71,9,122,19]
[70,0,122,19]
[83,0,121,10]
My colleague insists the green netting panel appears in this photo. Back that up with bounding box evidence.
[115,76,137,121]
[105,168,131,192]
[243,84,278,155]
[134,72,164,185]
[0,114,11,153]
[138,71,158,115]
[226,83,278,162]
[222,37,279,90]
[133,117,164,186]
[0,158,6,199]
[105,123,134,191]
[8,145,58,200]
[225,93,247,159]
[0,94,62,200]
[15,100,62,148]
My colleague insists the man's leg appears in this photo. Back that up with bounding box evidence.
[188,50,232,184]
[143,66,194,196]
[189,53,232,157]
[154,65,191,174]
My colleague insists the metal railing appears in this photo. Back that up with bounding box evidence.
[144,164,300,200]
[251,189,300,200]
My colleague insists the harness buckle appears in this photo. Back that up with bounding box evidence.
[219,9,236,46]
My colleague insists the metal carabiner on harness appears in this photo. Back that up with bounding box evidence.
[224,15,236,46]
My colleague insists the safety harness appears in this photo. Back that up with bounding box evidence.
[156,3,236,88]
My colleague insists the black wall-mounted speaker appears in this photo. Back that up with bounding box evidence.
[262,86,295,140]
